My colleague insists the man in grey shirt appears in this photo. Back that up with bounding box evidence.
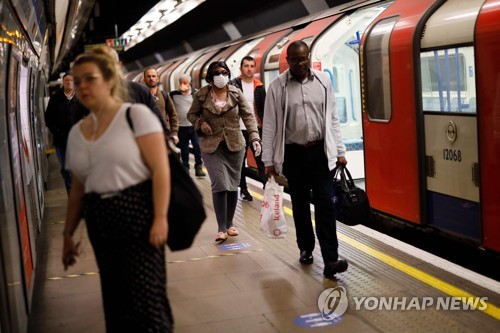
[170,74,206,177]
[262,40,348,279]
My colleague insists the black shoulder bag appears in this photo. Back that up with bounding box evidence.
[332,165,371,226]
[126,106,206,251]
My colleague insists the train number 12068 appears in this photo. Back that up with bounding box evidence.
[443,148,462,162]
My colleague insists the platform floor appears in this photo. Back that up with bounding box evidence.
[27,154,500,332]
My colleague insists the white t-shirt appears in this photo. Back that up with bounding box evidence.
[66,103,163,194]
[239,80,255,130]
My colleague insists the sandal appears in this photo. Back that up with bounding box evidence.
[215,232,228,242]
[227,227,239,236]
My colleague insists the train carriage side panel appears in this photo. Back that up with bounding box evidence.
[277,14,342,73]
[247,29,293,83]
[202,42,245,86]
[475,0,500,252]
[166,51,205,93]
[225,37,265,80]
[0,42,29,333]
[156,61,176,90]
[189,49,223,90]
[160,59,184,92]
[244,29,294,170]
[361,0,442,223]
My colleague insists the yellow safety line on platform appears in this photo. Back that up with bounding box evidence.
[249,189,500,320]
[48,251,264,280]
[48,272,99,281]
[48,220,65,225]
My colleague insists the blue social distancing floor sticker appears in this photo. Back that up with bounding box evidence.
[294,312,342,327]
[218,242,251,251]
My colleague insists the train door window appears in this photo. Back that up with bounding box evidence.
[420,47,475,113]
[363,16,398,121]
[264,70,280,90]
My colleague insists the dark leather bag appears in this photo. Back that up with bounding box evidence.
[126,106,206,251]
[332,165,371,226]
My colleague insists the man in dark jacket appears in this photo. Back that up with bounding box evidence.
[144,67,179,143]
[45,73,88,193]
[127,80,168,131]
[230,56,267,199]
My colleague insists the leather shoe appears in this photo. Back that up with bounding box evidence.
[299,251,313,265]
[323,259,348,278]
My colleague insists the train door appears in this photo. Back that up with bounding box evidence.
[276,15,341,73]
[19,62,40,261]
[309,3,392,179]
[31,70,48,226]
[0,45,31,333]
[26,68,45,232]
[418,0,484,241]
[249,31,292,83]
[263,29,302,90]
[361,0,440,223]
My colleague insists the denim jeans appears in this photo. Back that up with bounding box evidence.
[178,126,203,168]
[55,146,72,192]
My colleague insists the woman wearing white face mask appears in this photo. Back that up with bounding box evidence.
[188,60,261,242]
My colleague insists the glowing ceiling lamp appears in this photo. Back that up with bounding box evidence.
[120,0,205,51]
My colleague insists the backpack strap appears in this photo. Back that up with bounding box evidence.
[125,106,134,131]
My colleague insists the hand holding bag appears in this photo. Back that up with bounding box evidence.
[260,176,287,238]
[126,106,206,251]
[333,165,371,226]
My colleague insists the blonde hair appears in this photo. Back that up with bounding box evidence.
[73,46,128,102]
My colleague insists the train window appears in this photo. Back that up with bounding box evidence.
[264,70,280,91]
[420,47,475,113]
[363,16,397,121]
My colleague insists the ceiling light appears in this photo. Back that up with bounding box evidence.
[120,0,205,51]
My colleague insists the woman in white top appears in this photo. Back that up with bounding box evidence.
[62,46,173,332]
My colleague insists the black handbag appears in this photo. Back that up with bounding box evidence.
[332,165,371,226]
[126,107,206,251]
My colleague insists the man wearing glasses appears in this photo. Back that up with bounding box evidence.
[262,40,348,279]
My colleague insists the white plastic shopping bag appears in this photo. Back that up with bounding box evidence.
[260,176,287,238]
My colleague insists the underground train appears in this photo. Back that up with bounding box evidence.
[0,0,52,331]
[124,0,500,255]
[1,0,500,331]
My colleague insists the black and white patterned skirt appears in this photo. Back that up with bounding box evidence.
[83,180,173,332]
